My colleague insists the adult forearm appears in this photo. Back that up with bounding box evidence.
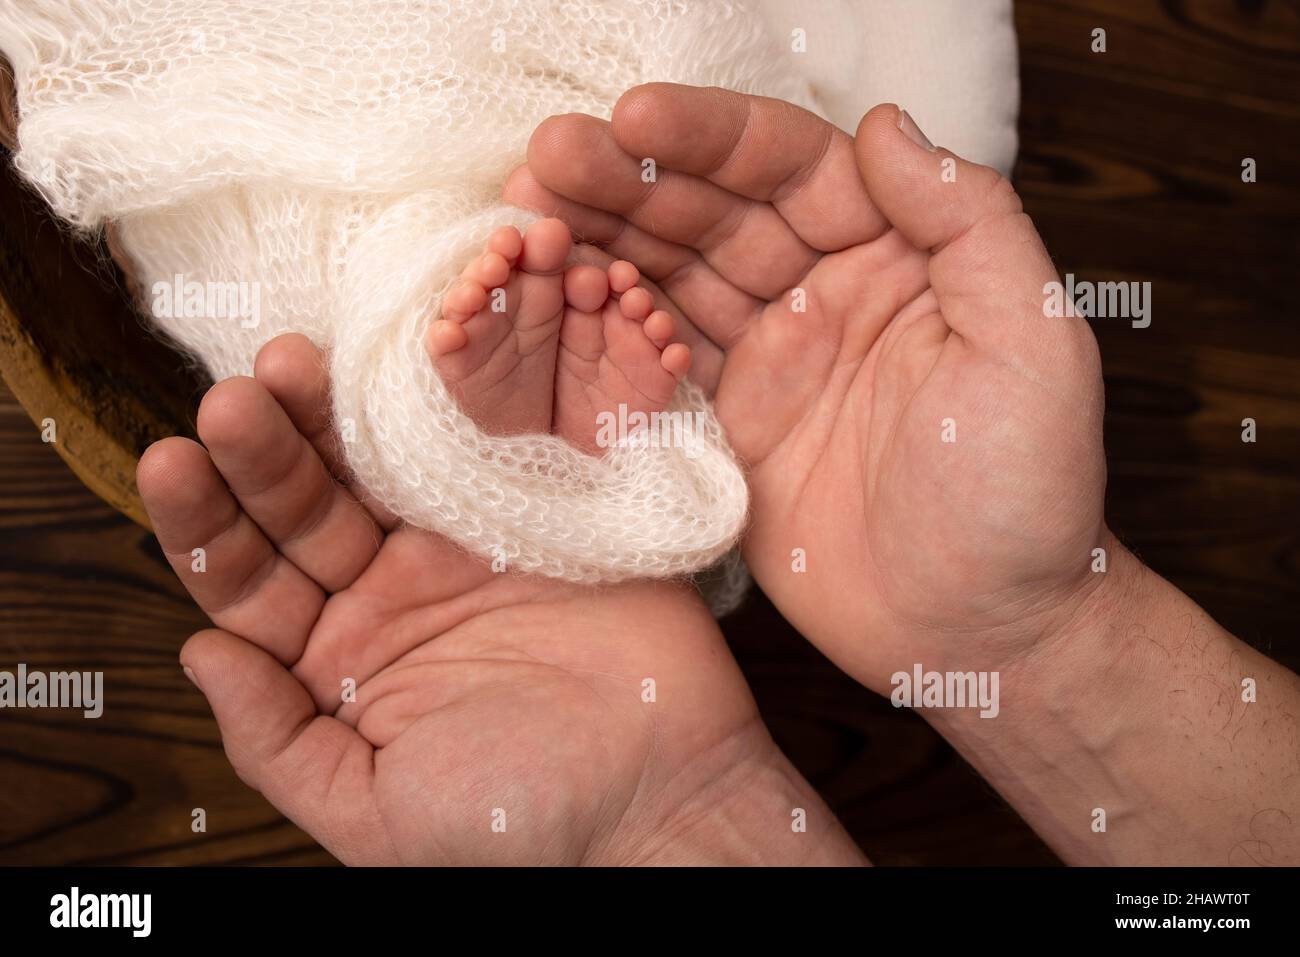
[927,538,1300,865]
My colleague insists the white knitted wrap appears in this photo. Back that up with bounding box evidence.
[1,0,828,583]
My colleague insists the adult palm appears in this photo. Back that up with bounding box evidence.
[509,87,1110,690]
[138,333,856,865]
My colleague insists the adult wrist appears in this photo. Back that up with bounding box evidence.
[919,533,1174,862]
[921,530,1300,864]
[592,732,868,866]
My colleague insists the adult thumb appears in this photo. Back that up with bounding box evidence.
[181,629,397,864]
[855,104,1089,373]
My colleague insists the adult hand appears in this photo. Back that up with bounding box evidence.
[508,86,1110,692]
[511,86,1300,866]
[137,333,863,866]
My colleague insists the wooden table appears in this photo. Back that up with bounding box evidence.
[2,0,1297,865]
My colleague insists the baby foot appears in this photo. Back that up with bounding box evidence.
[426,218,571,436]
[553,259,691,454]
[426,221,688,454]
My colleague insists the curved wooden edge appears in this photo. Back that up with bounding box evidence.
[0,290,153,530]
[0,56,17,153]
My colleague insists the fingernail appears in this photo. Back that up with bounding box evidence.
[182,665,202,691]
[898,110,936,152]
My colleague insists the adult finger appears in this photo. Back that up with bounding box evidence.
[854,104,1097,382]
[181,629,397,865]
[196,375,382,593]
[253,333,401,529]
[137,438,323,665]
[527,111,817,301]
[611,83,889,251]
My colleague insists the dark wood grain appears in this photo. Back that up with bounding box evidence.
[1,0,1297,865]
[1017,0,1300,671]
[0,381,334,865]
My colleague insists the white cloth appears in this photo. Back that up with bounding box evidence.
[0,0,1019,590]
[757,0,1020,174]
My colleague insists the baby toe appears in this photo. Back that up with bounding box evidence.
[661,343,691,380]
[643,309,674,348]
[486,226,523,263]
[465,251,511,289]
[519,218,572,274]
[619,286,654,322]
[426,319,469,357]
[442,279,488,321]
[563,265,609,313]
[608,260,640,294]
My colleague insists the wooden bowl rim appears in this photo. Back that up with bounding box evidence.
[0,288,152,529]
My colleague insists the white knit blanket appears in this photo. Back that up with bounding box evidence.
[1,0,819,584]
[0,0,1019,587]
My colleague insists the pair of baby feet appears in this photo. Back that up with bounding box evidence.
[426,218,690,453]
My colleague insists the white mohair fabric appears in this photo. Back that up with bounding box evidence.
[0,0,1019,593]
